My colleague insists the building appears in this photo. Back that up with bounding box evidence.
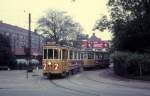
[0,22,44,59]
[75,33,89,48]
[80,33,109,51]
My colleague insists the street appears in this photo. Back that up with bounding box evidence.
[0,69,150,96]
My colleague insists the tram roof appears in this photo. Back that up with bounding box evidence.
[43,42,80,50]
[80,48,109,53]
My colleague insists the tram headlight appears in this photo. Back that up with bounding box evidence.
[48,62,52,66]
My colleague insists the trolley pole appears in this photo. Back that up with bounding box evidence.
[26,13,31,79]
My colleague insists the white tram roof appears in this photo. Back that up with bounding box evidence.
[80,48,109,53]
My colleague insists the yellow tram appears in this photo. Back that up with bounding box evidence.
[80,49,110,69]
[42,42,81,78]
[80,49,95,68]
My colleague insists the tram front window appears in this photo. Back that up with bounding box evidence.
[54,49,58,59]
[88,53,94,59]
[48,49,53,59]
[44,49,47,59]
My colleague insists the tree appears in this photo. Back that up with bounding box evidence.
[37,9,82,44]
[0,34,16,68]
[94,0,150,53]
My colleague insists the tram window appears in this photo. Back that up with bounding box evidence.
[74,51,77,59]
[81,53,84,59]
[95,54,98,59]
[88,53,94,59]
[62,49,68,59]
[103,53,109,59]
[69,50,73,59]
[66,50,68,59]
[44,49,47,59]
[84,53,87,59]
[100,54,103,59]
[95,53,102,59]
[48,49,53,59]
[78,52,80,59]
[54,49,58,59]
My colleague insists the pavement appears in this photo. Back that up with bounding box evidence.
[0,68,150,96]
[84,67,150,90]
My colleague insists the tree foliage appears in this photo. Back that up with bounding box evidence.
[0,34,16,68]
[94,0,150,53]
[37,9,82,43]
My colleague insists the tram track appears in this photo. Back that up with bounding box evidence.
[65,70,150,96]
[67,75,107,90]
[49,78,101,96]
[82,69,150,91]
[67,76,103,93]
[67,69,125,88]
[41,70,150,96]
[47,70,138,96]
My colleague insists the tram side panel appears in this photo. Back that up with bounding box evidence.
[81,51,110,69]
[83,59,95,68]
[68,50,82,74]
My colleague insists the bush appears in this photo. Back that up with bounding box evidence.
[111,52,129,76]
[0,34,17,69]
[111,52,150,77]
[126,53,144,76]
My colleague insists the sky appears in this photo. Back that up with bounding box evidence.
[0,0,112,40]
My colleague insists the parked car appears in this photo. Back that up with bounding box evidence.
[16,59,39,70]
[0,66,10,70]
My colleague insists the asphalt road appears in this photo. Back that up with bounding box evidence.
[0,68,150,96]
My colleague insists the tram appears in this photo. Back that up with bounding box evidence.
[80,49,110,69]
[80,49,95,68]
[42,42,81,78]
[94,51,110,68]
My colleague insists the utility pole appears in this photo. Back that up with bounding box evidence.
[26,13,32,79]
[28,13,31,59]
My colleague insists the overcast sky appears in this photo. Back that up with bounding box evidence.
[0,0,112,40]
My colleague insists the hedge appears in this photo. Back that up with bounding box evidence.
[111,52,150,77]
